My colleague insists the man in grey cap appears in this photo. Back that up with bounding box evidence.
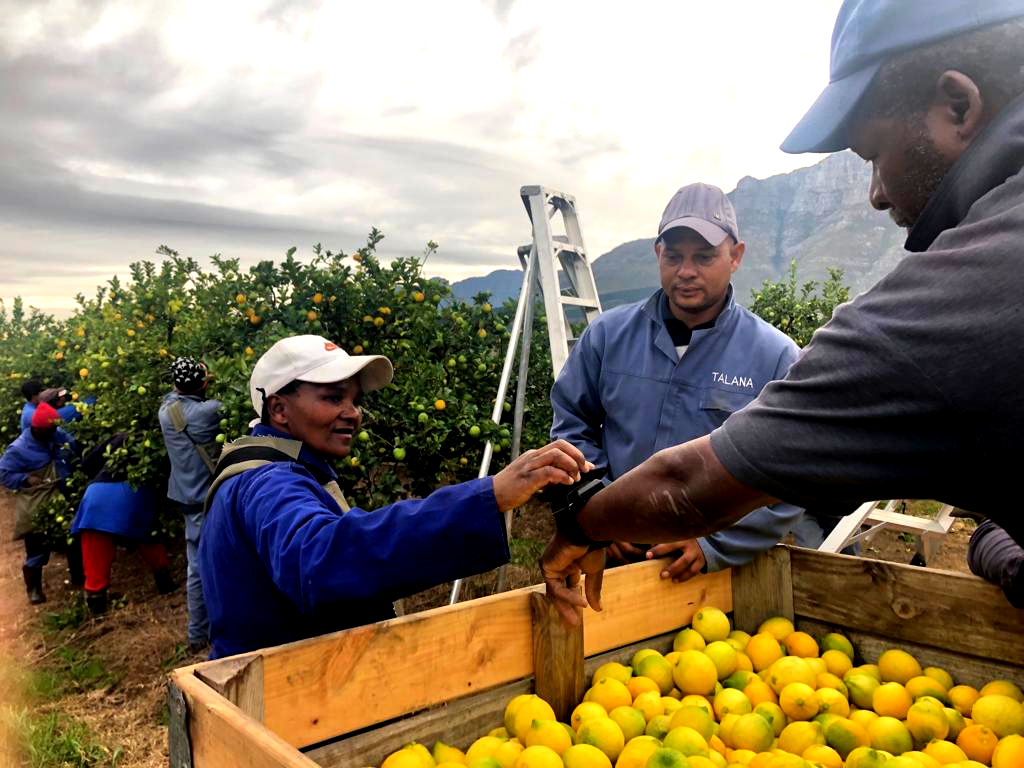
[539,0,1024,622]
[549,183,803,583]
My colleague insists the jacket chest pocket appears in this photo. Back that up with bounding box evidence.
[699,387,756,428]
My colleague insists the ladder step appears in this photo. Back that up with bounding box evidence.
[554,243,586,257]
[558,296,600,309]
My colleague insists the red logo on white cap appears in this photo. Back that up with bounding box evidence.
[324,342,338,351]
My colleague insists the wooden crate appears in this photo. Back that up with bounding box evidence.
[167,547,1024,767]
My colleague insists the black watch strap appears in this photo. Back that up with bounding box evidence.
[552,477,611,549]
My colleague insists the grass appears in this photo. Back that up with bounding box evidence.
[509,536,545,567]
[42,592,90,633]
[3,709,122,767]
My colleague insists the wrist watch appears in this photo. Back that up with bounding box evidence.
[552,477,611,549]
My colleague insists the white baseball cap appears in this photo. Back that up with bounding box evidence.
[249,335,393,417]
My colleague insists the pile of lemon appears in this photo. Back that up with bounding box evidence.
[379,606,1024,768]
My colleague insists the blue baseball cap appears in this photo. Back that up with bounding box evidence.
[782,0,1024,154]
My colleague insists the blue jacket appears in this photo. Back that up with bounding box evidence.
[20,402,82,431]
[158,392,222,505]
[550,287,804,571]
[199,425,510,658]
[0,428,77,490]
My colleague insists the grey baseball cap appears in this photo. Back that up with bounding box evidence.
[657,183,739,246]
[782,0,1024,154]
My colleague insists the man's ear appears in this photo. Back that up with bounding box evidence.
[931,70,986,148]
[729,240,745,273]
[267,394,289,427]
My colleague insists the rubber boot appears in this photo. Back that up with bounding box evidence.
[85,589,108,616]
[22,566,46,605]
[66,539,85,587]
[153,567,178,595]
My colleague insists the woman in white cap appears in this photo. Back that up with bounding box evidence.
[198,335,590,658]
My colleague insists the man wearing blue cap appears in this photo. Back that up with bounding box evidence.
[539,0,1024,622]
[549,183,804,583]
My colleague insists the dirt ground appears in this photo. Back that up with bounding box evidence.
[0,492,976,766]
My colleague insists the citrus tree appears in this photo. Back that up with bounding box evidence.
[748,261,850,347]
[0,231,555,543]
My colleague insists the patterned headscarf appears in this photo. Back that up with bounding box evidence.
[170,356,208,394]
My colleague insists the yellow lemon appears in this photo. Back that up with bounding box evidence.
[524,719,573,756]
[949,686,980,717]
[669,706,717,742]
[590,679,636,714]
[438,761,471,768]
[514,746,563,768]
[844,674,881,710]
[824,717,869,759]
[992,733,1024,768]
[643,747,692,768]
[848,710,879,730]
[513,697,557,740]
[881,757,927,768]
[980,680,1024,703]
[842,746,889,768]
[610,707,648,742]
[634,691,666,722]
[801,744,842,768]
[819,633,855,660]
[922,667,954,692]
[743,678,779,707]
[906,698,949,743]
[822,650,853,679]
[675,628,708,653]
[685,756,719,768]
[897,752,940,768]
[730,713,775,752]
[956,723,999,764]
[779,682,819,721]
[972,694,1024,738]
[905,676,948,704]
[631,677,663,700]
[943,706,966,740]
[505,694,537,734]
[724,671,757,691]
[715,688,754,719]
[727,748,757,765]
[921,738,968,763]
[729,630,752,648]
[753,702,787,736]
[633,650,663,669]
[768,657,817,696]
[873,682,913,719]
[815,687,850,718]
[745,633,785,673]
[493,742,526,768]
[783,632,820,659]
[735,653,754,674]
[816,672,849,697]
[692,607,732,643]
[404,743,436,768]
[757,617,795,643]
[489,729,509,739]
[706,641,740,681]
[573,702,610,731]
[594,663,635,688]
[877,650,922,686]
[383,749,430,768]
[663,726,710,757]
[717,713,741,747]
[674,651,719,696]
[563,744,613,768]
[778,720,826,755]
[578,717,627,761]
[615,737,662,768]
[680,695,714,715]
[708,734,726,757]
[468,738,510,764]
[638,655,678,696]
[867,716,913,755]
[645,714,673,740]
[662,697,684,716]
[433,742,468,765]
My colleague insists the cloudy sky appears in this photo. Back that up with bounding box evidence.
[0,0,842,313]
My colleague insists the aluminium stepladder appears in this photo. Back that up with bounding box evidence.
[448,185,603,604]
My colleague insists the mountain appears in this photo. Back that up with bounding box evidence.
[450,151,908,308]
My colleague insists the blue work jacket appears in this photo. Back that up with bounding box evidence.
[158,392,221,506]
[550,287,804,571]
[0,428,77,490]
[199,425,510,659]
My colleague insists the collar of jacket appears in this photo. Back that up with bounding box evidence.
[906,91,1024,253]
[249,424,338,481]
[642,284,736,362]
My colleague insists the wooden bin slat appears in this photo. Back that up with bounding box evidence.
[790,548,1024,666]
[257,561,730,749]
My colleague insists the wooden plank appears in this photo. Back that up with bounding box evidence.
[168,679,194,768]
[531,592,584,723]
[310,631,680,768]
[195,653,265,723]
[255,559,729,749]
[820,502,878,553]
[731,547,793,633]
[171,669,318,768]
[582,561,732,657]
[797,618,1024,689]
[790,548,1024,665]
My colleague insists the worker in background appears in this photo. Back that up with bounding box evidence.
[540,0,1024,621]
[200,335,589,658]
[550,183,804,583]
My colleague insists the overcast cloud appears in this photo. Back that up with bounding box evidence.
[0,0,842,312]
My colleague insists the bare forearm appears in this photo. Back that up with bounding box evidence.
[576,435,778,542]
